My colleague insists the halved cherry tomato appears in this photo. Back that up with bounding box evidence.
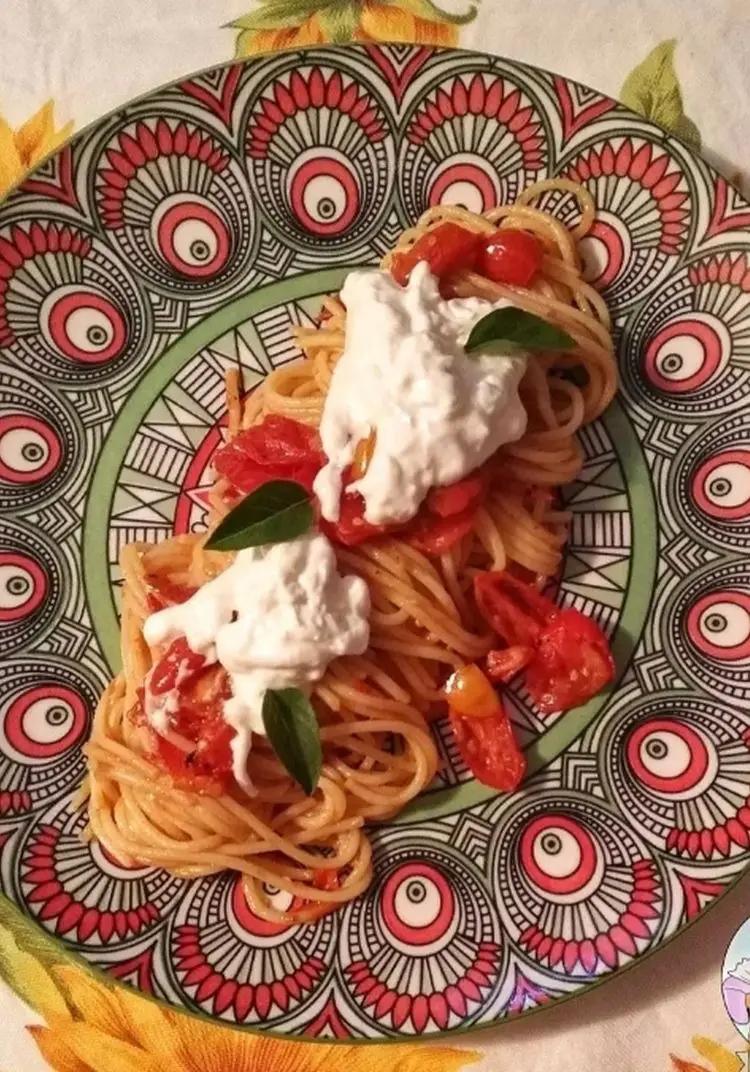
[146,640,234,792]
[404,508,475,555]
[474,570,615,713]
[479,229,544,287]
[444,663,501,718]
[149,636,206,695]
[321,490,391,547]
[311,867,340,892]
[486,645,534,684]
[212,415,324,495]
[474,570,553,647]
[448,705,526,792]
[390,223,482,286]
[525,608,614,713]
[145,578,197,613]
[444,664,525,791]
[426,473,486,518]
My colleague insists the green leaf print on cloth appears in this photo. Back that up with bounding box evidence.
[620,39,701,149]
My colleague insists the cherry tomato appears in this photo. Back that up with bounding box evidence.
[145,578,197,613]
[321,491,391,547]
[405,507,475,556]
[311,867,340,892]
[474,570,553,647]
[154,701,234,792]
[448,705,526,792]
[212,415,324,495]
[444,663,501,718]
[479,229,544,286]
[525,608,614,713]
[390,223,482,286]
[486,645,534,683]
[149,637,206,695]
[474,570,615,713]
[426,473,486,518]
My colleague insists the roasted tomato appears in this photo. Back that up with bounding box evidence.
[479,229,544,286]
[525,608,615,714]
[444,664,526,792]
[474,570,615,712]
[390,223,482,287]
[212,415,324,495]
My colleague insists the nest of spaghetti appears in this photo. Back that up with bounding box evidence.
[84,182,616,923]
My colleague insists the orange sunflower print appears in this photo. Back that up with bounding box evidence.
[231,0,478,57]
[0,100,73,199]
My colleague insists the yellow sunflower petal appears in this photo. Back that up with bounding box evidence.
[39,1020,158,1072]
[411,15,458,45]
[253,1039,482,1072]
[113,983,179,1056]
[0,925,70,1023]
[0,117,25,197]
[691,1036,743,1072]
[27,1025,91,1072]
[52,965,131,1041]
[359,4,418,41]
[14,99,54,164]
[28,117,74,167]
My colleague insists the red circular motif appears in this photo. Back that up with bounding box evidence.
[380,862,455,947]
[626,718,711,794]
[230,876,293,938]
[289,157,360,236]
[692,449,750,522]
[579,216,627,290]
[47,289,127,363]
[4,685,88,759]
[519,815,599,896]
[643,315,726,393]
[155,200,232,278]
[685,590,750,661]
[428,160,500,214]
[0,551,47,622]
[0,414,62,484]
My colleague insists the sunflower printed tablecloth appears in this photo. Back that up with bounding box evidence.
[1,2,749,1070]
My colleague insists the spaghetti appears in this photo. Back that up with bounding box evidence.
[85,182,617,922]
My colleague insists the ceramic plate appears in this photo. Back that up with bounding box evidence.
[1,44,750,1041]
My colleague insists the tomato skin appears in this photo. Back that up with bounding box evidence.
[390,223,482,286]
[212,415,324,495]
[486,645,534,683]
[444,663,500,718]
[426,473,485,518]
[474,571,553,646]
[448,705,526,792]
[479,229,544,286]
[475,570,615,713]
[525,608,614,713]
[321,491,391,547]
[145,578,197,613]
[149,637,206,695]
[311,867,340,892]
[405,508,475,555]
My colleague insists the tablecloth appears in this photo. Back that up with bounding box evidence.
[0,2,749,1070]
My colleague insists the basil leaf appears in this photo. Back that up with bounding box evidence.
[262,687,322,796]
[465,308,575,356]
[205,479,313,552]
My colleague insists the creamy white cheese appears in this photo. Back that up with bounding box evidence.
[313,261,529,526]
[142,533,370,790]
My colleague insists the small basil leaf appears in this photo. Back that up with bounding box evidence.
[466,308,575,356]
[262,687,322,796]
[205,479,313,552]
